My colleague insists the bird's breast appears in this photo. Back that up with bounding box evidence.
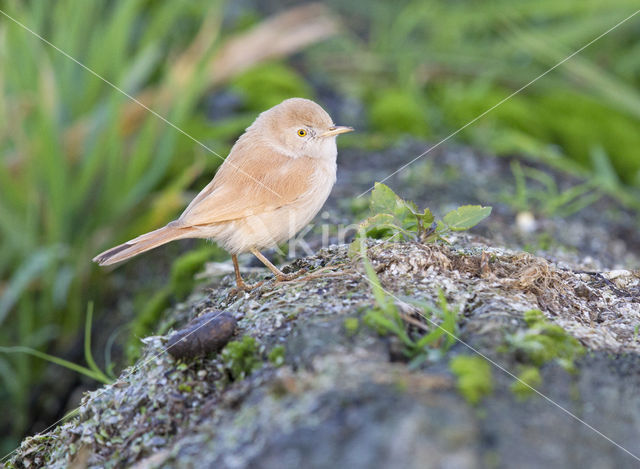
[204,154,337,254]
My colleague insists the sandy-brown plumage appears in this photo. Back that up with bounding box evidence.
[93,98,352,289]
[178,135,316,227]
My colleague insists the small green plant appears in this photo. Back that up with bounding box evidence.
[267,345,286,367]
[355,183,491,243]
[356,238,459,364]
[503,309,585,398]
[221,336,263,380]
[449,355,493,405]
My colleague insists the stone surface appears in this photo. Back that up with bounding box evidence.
[7,237,640,469]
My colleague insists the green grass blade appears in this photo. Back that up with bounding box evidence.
[0,346,110,385]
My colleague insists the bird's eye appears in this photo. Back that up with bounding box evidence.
[297,129,307,137]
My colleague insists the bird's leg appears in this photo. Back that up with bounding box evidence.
[250,248,307,282]
[231,254,263,291]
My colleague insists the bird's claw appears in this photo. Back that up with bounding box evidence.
[275,268,308,282]
[231,279,264,295]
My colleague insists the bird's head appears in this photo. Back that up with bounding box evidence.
[252,98,353,160]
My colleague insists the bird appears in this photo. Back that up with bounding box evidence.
[93,98,353,290]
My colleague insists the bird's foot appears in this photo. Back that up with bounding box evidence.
[231,279,264,294]
[274,268,308,283]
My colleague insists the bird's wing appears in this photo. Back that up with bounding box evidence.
[177,139,315,226]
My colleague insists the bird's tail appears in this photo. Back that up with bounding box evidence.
[93,223,194,266]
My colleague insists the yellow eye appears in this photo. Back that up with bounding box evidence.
[297,129,307,137]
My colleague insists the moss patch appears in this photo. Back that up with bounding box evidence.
[343,317,360,336]
[510,366,542,400]
[505,309,585,373]
[449,355,493,405]
[267,345,286,367]
[221,336,263,380]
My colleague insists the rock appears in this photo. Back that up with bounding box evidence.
[7,238,640,469]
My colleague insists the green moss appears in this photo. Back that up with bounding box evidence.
[538,92,640,182]
[523,309,545,326]
[449,355,493,405]
[178,383,193,393]
[221,336,262,380]
[285,308,301,320]
[267,345,286,367]
[343,317,360,336]
[393,377,409,393]
[231,62,313,111]
[502,309,584,398]
[369,89,430,136]
[176,362,188,372]
[507,309,584,372]
[510,366,542,400]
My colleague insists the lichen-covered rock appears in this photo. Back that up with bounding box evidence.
[7,236,640,469]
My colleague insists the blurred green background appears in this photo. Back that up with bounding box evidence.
[1,0,639,453]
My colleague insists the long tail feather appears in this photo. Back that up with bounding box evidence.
[93,224,193,266]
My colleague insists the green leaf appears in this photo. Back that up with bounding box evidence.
[358,214,410,240]
[415,208,435,226]
[438,290,458,350]
[443,205,492,231]
[370,182,403,215]
[83,302,111,383]
[414,325,444,349]
[366,183,423,240]
[365,183,489,242]
[371,183,415,223]
[405,204,434,224]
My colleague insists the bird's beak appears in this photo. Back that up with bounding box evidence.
[320,125,354,138]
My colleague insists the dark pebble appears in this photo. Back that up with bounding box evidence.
[167,311,237,359]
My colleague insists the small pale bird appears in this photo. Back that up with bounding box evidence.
[93,98,353,290]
